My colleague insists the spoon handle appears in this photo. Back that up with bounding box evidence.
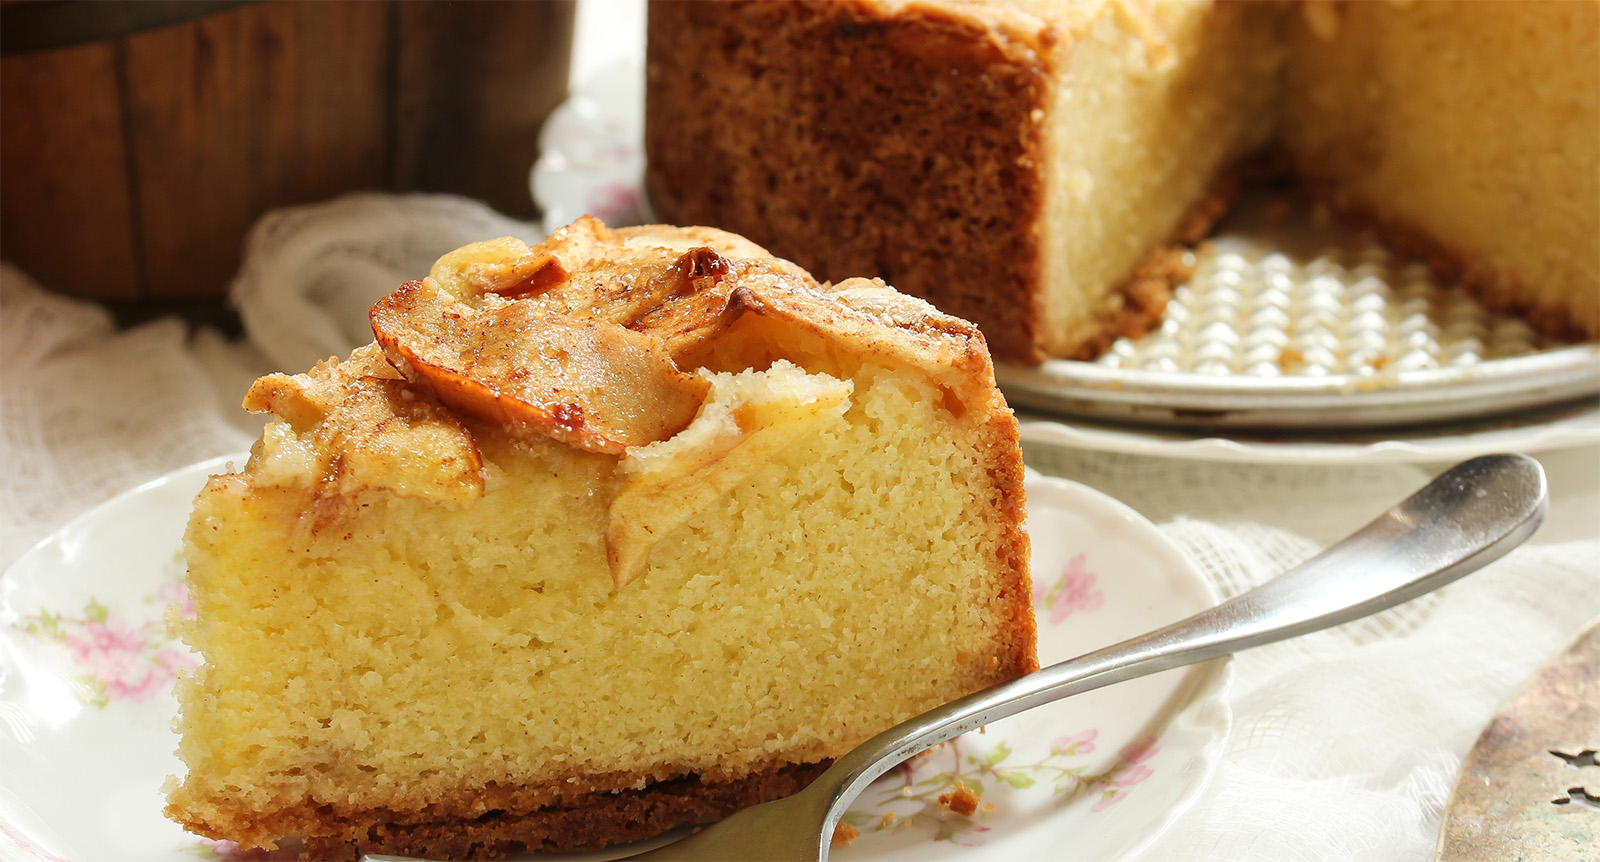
[816,453,1547,841]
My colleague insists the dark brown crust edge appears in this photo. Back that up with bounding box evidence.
[645,0,1053,363]
[248,762,833,862]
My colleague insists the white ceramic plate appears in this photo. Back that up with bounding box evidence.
[530,64,1600,464]
[0,456,1229,862]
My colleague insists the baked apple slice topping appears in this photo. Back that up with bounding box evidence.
[242,345,486,505]
[370,278,709,454]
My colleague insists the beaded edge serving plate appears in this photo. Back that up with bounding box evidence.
[996,209,1600,430]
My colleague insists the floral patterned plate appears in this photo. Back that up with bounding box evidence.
[0,455,1230,862]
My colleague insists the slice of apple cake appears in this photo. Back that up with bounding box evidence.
[165,217,1037,860]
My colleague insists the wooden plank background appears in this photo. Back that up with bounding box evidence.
[394,2,576,220]
[1,40,142,300]
[1,0,574,303]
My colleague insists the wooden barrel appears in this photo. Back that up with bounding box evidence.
[0,0,574,311]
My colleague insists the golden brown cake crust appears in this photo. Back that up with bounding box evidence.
[646,0,1054,363]
[977,402,1037,676]
[194,762,830,862]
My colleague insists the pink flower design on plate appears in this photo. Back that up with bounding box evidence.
[2,823,75,862]
[1049,728,1098,756]
[20,581,200,707]
[1090,736,1161,812]
[65,616,146,674]
[64,615,186,703]
[1034,553,1105,626]
[160,580,197,619]
[194,837,300,860]
[1119,736,1160,765]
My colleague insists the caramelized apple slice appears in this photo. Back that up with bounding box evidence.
[245,356,485,506]
[243,344,403,431]
[428,217,607,301]
[370,279,709,454]
[658,276,995,421]
[311,379,486,504]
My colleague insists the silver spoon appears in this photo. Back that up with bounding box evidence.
[630,453,1547,861]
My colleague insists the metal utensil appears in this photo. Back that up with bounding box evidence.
[1435,615,1600,861]
[632,453,1548,861]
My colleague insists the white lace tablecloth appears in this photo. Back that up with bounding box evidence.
[3,190,1597,862]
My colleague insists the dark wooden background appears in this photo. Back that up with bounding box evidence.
[1,1,575,311]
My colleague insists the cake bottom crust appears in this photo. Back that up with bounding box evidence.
[284,761,832,861]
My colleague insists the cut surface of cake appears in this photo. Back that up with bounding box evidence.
[165,217,1037,860]
[1280,0,1600,343]
[645,0,1600,363]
